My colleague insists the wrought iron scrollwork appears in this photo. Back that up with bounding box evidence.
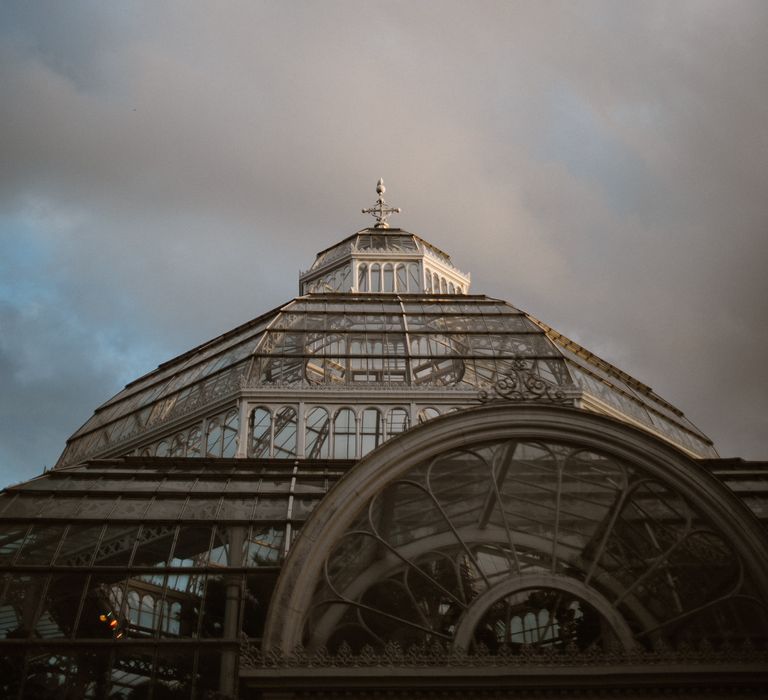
[478,359,574,404]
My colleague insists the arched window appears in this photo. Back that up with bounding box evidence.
[155,440,169,457]
[126,591,140,626]
[139,594,155,629]
[383,264,394,292]
[433,273,440,293]
[448,282,455,294]
[187,427,202,457]
[205,408,240,457]
[306,407,330,458]
[370,264,381,293]
[417,407,441,424]
[170,433,185,457]
[250,407,272,458]
[425,269,433,293]
[206,418,223,457]
[358,263,368,292]
[273,406,298,458]
[360,408,383,455]
[395,264,407,292]
[386,407,410,438]
[168,601,181,635]
[440,277,448,293]
[408,263,420,292]
[333,408,357,459]
[222,408,239,458]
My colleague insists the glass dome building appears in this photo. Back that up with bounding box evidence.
[1,183,767,699]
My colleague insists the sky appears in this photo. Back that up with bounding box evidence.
[1,1,767,484]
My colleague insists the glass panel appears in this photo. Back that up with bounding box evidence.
[306,406,330,458]
[244,526,284,566]
[171,525,214,566]
[360,408,383,456]
[358,263,368,292]
[408,263,420,292]
[334,408,357,459]
[386,407,410,437]
[250,407,272,458]
[16,524,67,565]
[417,407,441,423]
[54,524,105,566]
[131,524,177,567]
[395,264,407,292]
[273,406,298,459]
[0,524,30,565]
[370,264,381,292]
[91,525,140,567]
[383,264,394,292]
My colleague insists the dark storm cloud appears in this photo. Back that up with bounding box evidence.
[1,1,767,482]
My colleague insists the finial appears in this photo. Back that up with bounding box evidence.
[362,178,401,228]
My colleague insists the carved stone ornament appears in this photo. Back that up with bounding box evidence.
[478,359,575,405]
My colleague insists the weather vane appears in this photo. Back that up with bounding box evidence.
[362,178,401,228]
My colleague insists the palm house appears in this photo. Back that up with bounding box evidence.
[1,181,767,699]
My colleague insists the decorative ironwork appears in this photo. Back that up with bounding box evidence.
[478,359,574,404]
[241,638,768,670]
[362,178,401,229]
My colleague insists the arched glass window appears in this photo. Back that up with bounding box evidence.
[425,269,433,293]
[139,594,154,629]
[370,264,381,292]
[126,591,140,626]
[206,418,223,457]
[408,263,420,292]
[448,282,455,294]
[395,264,407,292]
[440,277,448,293]
[168,601,181,635]
[273,406,298,458]
[170,433,185,457]
[386,407,410,438]
[155,440,169,457]
[358,263,368,292]
[333,408,357,459]
[250,407,272,458]
[433,273,440,293]
[205,408,240,457]
[360,408,383,456]
[383,264,394,292]
[417,407,441,424]
[187,427,202,457]
[306,407,330,458]
[222,408,239,458]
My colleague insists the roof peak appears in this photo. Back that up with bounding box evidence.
[361,178,401,228]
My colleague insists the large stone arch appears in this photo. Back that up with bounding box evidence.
[263,404,768,653]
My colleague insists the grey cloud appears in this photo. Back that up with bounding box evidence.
[1,1,767,482]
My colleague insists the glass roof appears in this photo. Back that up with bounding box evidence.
[56,292,717,469]
[308,229,454,272]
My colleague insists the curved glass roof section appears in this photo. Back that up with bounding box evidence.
[57,292,717,469]
[307,229,454,272]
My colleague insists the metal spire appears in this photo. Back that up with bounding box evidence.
[361,178,401,229]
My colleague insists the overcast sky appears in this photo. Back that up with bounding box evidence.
[2,1,767,484]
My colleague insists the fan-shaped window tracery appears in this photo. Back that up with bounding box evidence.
[300,437,768,654]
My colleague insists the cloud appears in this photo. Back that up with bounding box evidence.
[1,0,767,481]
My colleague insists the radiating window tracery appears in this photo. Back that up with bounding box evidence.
[303,437,765,654]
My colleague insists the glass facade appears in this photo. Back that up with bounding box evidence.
[0,457,348,698]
